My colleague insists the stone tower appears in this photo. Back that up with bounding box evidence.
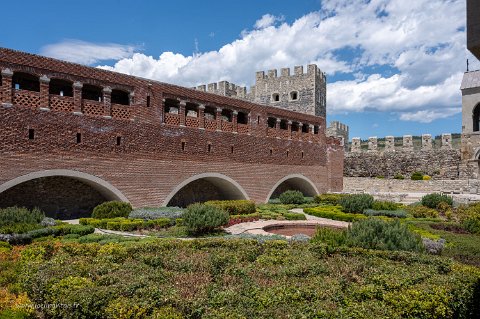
[326,121,349,150]
[195,64,327,117]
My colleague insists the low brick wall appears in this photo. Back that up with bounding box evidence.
[343,177,480,194]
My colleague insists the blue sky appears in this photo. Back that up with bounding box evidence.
[1,0,477,139]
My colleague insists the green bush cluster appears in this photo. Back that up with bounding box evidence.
[4,239,478,318]
[204,200,256,215]
[0,206,44,226]
[394,173,405,180]
[91,201,132,219]
[278,190,305,204]
[0,224,95,245]
[313,193,346,205]
[338,194,374,213]
[421,193,453,209]
[406,205,439,218]
[411,171,424,180]
[364,209,407,218]
[129,207,184,220]
[183,203,229,234]
[304,206,367,222]
[457,202,480,234]
[371,200,399,211]
[79,217,172,231]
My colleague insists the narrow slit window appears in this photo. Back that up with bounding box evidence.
[257,115,260,123]
[270,149,273,156]
[28,129,34,140]
[76,133,82,144]
[301,151,304,159]
[147,95,151,107]
[286,150,289,158]
[207,144,212,153]
[231,146,234,154]
[116,136,122,146]
[182,141,186,151]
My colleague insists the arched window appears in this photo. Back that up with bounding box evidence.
[49,79,73,97]
[82,84,102,102]
[290,91,298,100]
[272,93,280,102]
[12,72,39,92]
[474,103,480,132]
[111,89,130,105]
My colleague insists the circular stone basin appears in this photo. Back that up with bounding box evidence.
[263,223,320,237]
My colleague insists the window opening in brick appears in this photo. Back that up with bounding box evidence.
[12,72,40,92]
[272,93,280,102]
[164,98,179,114]
[204,106,216,120]
[49,79,73,96]
[280,120,288,130]
[207,144,212,153]
[111,89,129,105]
[270,149,273,156]
[237,111,248,124]
[182,141,186,151]
[116,136,122,146]
[221,109,232,122]
[291,122,299,132]
[186,102,199,117]
[267,117,277,128]
[28,129,35,140]
[286,150,289,157]
[231,146,234,154]
[257,115,260,123]
[82,84,102,102]
[147,95,151,107]
[314,125,319,134]
[76,133,82,144]
[301,151,304,159]
[302,124,309,133]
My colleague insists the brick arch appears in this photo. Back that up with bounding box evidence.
[266,174,319,202]
[0,169,128,202]
[162,173,250,207]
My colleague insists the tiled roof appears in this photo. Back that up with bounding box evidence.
[461,70,480,90]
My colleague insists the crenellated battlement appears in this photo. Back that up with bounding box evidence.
[349,133,455,153]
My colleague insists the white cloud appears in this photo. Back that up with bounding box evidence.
[254,14,284,29]
[41,40,140,65]
[91,0,467,124]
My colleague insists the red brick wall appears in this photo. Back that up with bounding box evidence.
[0,48,344,207]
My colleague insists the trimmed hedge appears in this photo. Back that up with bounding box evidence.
[204,200,256,215]
[313,193,346,205]
[304,206,367,222]
[92,201,132,219]
[79,217,173,231]
[278,190,305,204]
[421,193,453,209]
[372,200,399,211]
[338,194,374,213]
[364,209,407,218]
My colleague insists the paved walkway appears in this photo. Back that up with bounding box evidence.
[224,208,349,237]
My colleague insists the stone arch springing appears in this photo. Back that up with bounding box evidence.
[0,169,128,219]
[163,173,249,207]
[266,174,319,202]
[473,103,480,132]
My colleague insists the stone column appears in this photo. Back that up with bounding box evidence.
[403,135,413,151]
[247,113,252,135]
[129,92,135,106]
[287,120,292,140]
[441,133,452,149]
[385,136,395,152]
[421,134,432,150]
[232,110,238,133]
[351,137,361,152]
[275,118,281,139]
[198,104,205,130]
[73,82,83,114]
[368,136,377,152]
[1,68,13,107]
[179,100,186,126]
[103,86,112,118]
[309,124,314,135]
[39,75,50,110]
[216,107,222,131]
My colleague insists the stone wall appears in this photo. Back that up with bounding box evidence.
[344,177,480,194]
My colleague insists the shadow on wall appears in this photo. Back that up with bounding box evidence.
[269,176,318,200]
[0,176,109,219]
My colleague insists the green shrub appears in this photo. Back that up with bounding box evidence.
[304,206,367,222]
[347,218,424,252]
[204,200,256,215]
[338,194,374,213]
[364,209,407,218]
[0,223,42,234]
[278,190,305,204]
[92,201,132,219]
[406,205,439,218]
[129,207,184,220]
[0,206,44,226]
[313,193,346,205]
[311,226,347,246]
[411,171,424,180]
[457,203,480,234]
[183,203,229,234]
[421,193,453,209]
[372,200,398,211]
[394,173,404,180]
[282,212,307,220]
